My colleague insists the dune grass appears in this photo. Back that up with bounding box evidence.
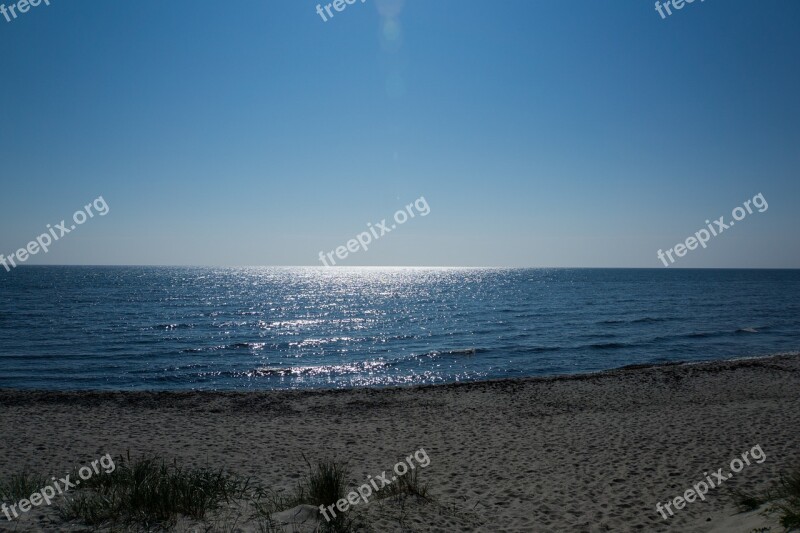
[4,454,431,532]
[244,457,358,533]
[736,465,800,528]
[774,467,800,528]
[249,457,432,532]
[291,457,359,532]
[734,491,767,512]
[58,452,249,528]
[377,468,430,501]
[296,457,350,510]
[56,453,361,531]
[0,470,47,503]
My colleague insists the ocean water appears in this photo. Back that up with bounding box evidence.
[0,267,798,391]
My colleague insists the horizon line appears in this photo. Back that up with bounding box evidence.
[6,265,800,270]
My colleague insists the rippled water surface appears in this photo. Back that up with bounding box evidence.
[0,267,798,390]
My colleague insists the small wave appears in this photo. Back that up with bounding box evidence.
[384,333,418,341]
[253,366,304,376]
[289,337,364,348]
[654,331,725,340]
[213,321,250,328]
[505,345,562,354]
[146,323,194,330]
[229,342,268,350]
[261,319,327,329]
[250,360,391,377]
[589,342,629,349]
[686,332,714,338]
[420,348,485,358]
[630,317,670,324]
[651,327,765,343]
[574,332,618,339]
[597,317,671,325]
[181,345,225,353]
[181,342,268,353]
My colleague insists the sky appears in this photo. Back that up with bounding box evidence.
[1,0,798,268]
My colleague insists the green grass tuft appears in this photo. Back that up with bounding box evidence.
[58,452,249,528]
[0,470,47,503]
[4,453,427,533]
[736,465,800,528]
[775,468,800,528]
[296,456,350,510]
[378,468,430,501]
[735,490,768,512]
[249,457,357,532]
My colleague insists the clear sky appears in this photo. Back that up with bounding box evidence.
[1,0,798,268]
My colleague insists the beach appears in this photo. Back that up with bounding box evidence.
[3,0,798,530]
[1,353,798,531]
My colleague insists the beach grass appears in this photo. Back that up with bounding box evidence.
[736,465,800,528]
[296,456,350,510]
[47,452,372,531]
[3,453,433,531]
[378,467,430,501]
[292,457,360,532]
[774,467,800,528]
[58,452,249,527]
[734,491,768,512]
[0,470,47,503]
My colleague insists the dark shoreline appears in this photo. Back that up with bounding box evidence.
[2,352,797,406]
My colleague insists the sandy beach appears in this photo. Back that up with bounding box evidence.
[1,353,799,532]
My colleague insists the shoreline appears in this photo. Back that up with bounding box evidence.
[1,352,798,531]
[1,351,797,399]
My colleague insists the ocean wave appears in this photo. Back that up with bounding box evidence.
[597,317,673,325]
[289,337,365,348]
[574,332,618,339]
[589,342,629,349]
[505,345,563,354]
[249,359,391,377]
[651,331,727,342]
[648,327,772,343]
[631,317,671,324]
[182,341,269,353]
[418,348,485,358]
[144,323,194,330]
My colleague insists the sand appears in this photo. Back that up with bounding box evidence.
[1,353,799,532]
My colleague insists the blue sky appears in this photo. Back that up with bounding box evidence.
[1,0,798,268]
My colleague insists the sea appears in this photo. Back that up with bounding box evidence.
[0,267,798,391]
